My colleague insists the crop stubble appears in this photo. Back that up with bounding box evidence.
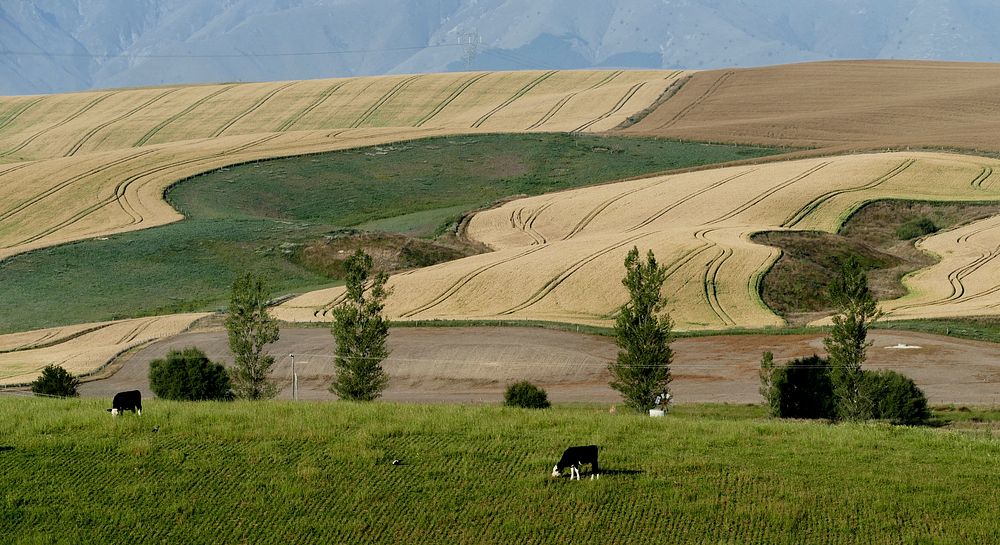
[277,152,1000,329]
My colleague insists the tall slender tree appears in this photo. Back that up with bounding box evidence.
[609,246,674,412]
[226,272,279,400]
[330,249,392,401]
[823,256,882,421]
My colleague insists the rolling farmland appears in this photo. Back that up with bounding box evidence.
[621,60,1000,153]
[277,152,1000,329]
[0,313,207,386]
[0,71,679,260]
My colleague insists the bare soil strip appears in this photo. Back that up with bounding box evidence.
[75,327,999,406]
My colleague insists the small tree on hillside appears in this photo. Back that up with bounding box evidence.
[330,249,392,401]
[610,246,673,412]
[823,256,882,421]
[30,365,79,397]
[226,272,279,400]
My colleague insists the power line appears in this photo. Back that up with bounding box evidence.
[0,43,463,60]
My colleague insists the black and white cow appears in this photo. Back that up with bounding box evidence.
[107,390,142,415]
[552,445,599,480]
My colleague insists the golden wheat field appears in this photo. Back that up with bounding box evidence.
[0,313,207,386]
[0,70,679,260]
[276,152,1000,329]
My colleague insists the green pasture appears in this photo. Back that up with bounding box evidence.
[0,399,996,544]
[0,134,781,333]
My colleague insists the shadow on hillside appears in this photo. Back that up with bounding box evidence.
[0,446,13,453]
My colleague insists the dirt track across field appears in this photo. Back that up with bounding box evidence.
[622,60,1000,154]
[77,327,999,406]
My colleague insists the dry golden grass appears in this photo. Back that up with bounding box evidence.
[0,70,680,259]
[622,60,1000,153]
[276,152,1000,330]
[0,313,207,386]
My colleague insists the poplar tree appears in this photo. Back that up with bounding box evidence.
[823,256,882,421]
[609,246,673,412]
[226,272,279,400]
[330,250,392,401]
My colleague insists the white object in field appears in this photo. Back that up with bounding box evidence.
[885,344,922,349]
[649,409,665,417]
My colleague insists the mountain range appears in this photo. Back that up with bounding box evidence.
[3,0,1000,95]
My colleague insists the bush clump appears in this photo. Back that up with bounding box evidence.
[761,355,931,425]
[149,347,233,401]
[504,381,550,409]
[766,355,836,419]
[896,217,938,240]
[860,370,930,425]
[30,365,80,397]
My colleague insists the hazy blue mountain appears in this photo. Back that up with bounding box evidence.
[3,0,1000,95]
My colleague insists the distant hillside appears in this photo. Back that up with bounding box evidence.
[5,0,1000,94]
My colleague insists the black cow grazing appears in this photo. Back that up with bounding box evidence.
[552,445,599,480]
[107,390,142,415]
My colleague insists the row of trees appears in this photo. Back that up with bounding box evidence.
[161,249,393,402]
[31,243,927,422]
[607,249,929,425]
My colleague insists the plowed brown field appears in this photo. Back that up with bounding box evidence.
[622,60,1000,153]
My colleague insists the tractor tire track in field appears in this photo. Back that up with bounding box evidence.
[653,71,734,131]
[63,88,181,157]
[892,222,1000,312]
[971,166,993,189]
[0,148,157,224]
[212,82,298,138]
[314,292,350,318]
[624,169,757,234]
[525,71,623,130]
[706,162,832,225]
[700,232,736,326]
[414,73,491,127]
[398,246,550,318]
[0,97,44,135]
[133,85,236,147]
[6,134,282,249]
[0,162,34,180]
[510,203,553,245]
[0,324,113,354]
[471,71,558,128]
[276,81,347,132]
[350,75,422,128]
[781,159,915,228]
[498,232,654,316]
[0,92,118,159]
[116,318,157,345]
[572,81,647,132]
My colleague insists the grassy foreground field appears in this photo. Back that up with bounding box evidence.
[0,134,780,333]
[1,399,997,544]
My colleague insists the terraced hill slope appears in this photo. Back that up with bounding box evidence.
[277,152,1000,329]
[622,60,1000,153]
[0,70,680,260]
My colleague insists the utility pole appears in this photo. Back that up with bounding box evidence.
[290,353,297,401]
[460,31,482,70]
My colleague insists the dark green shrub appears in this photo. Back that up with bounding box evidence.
[504,381,550,409]
[30,365,79,397]
[769,355,835,419]
[149,347,232,401]
[860,370,930,425]
[896,217,937,240]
